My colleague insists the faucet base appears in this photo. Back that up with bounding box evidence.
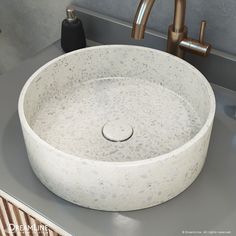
[167,25,188,58]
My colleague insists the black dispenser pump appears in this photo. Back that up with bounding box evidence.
[61,7,86,53]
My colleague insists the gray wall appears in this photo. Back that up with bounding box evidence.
[0,0,235,71]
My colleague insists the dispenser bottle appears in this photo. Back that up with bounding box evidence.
[61,8,86,53]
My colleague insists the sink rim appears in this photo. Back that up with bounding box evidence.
[18,45,216,166]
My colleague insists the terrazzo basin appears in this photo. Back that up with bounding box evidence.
[18,45,215,211]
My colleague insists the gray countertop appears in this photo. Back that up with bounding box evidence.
[0,42,236,236]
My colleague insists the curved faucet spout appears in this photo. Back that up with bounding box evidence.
[132,0,186,39]
[132,0,155,39]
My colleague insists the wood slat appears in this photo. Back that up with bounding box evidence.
[0,197,7,236]
[0,216,7,236]
[0,197,14,236]
[48,229,59,236]
[28,216,40,236]
[40,224,48,236]
[18,209,32,236]
[19,209,32,236]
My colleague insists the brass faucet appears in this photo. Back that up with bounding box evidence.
[132,0,211,58]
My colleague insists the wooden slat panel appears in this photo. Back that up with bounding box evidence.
[0,197,14,236]
[0,195,63,236]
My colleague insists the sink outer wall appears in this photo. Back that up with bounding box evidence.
[18,45,216,211]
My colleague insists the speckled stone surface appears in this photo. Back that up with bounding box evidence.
[30,77,201,162]
[18,45,215,211]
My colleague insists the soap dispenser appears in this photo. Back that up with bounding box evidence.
[61,7,86,53]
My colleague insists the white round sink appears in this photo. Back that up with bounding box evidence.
[18,45,215,211]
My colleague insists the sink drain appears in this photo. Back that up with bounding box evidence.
[102,120,133,142]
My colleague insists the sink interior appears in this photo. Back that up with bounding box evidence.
[24,46,210,162]
[30,76,202,162]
